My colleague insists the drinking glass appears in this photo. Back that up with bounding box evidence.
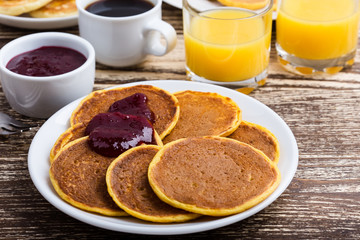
[183,0,273,94]
[276,0,360,75]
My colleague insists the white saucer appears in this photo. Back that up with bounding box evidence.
[0,13,77,29]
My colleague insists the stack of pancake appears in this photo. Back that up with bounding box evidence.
[0,0,77,18]
[49,84,281,223]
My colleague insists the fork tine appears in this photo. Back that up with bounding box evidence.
[9,121,35,129]
[5,124,33,131]
[0,112,37,135]
[1,124,31,133]
[0,112,35,128]
[0,127,19,135]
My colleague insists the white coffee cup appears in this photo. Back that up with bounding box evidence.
[77,0,177,67]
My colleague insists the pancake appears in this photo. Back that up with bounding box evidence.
[228,121,280,163]
[0,0,53,16]
[49,137,127,216]
[70,85,179,139]
[148,136,281,216]
[29,0,77,18]
[106,145,200,223]
[50,121,88,163]
[217,0,271,9]
[162,91,241,144]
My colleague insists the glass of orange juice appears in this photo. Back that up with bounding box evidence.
[276,0,360,75]
[183,0,273,94]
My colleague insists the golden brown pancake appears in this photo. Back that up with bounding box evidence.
[106,145,200,223]
[148,136,281,216]
[50,121,88,163]
[0,0,53,16]
[29,0,77,18]
[70,85,179,139]
[162,91,241,144]
[217,0,271,9]
[49,137,127,216]
[228,121,280,163]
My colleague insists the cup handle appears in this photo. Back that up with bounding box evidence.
[143,19,177,56]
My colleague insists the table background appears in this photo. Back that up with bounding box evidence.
[1,3,360,239]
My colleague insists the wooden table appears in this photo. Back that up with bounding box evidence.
[1,3,360,239]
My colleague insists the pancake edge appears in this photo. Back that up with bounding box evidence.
[0,0,53,16]
[172,90,242,137]
[49,136,128,217]
[49,121,88,163]
[29,0,78,18]
[106,145,200,223]
[232,120,280,164]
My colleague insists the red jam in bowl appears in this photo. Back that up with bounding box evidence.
[6,46,87,77]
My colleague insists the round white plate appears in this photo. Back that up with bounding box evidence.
[164,0,278,19]
[0,13,77,29]
[28,80,298,235]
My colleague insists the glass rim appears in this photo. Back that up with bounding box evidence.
[182,0,274,20]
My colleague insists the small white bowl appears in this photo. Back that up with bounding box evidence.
[0,32,95,118]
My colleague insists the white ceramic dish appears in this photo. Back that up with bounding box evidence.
[164,0,278,19]
[0,32,95,118]
[28,80,298,235]
[0,13,77,29]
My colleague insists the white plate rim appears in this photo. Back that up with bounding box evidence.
[28,80,298,235]
[0,13,77,29]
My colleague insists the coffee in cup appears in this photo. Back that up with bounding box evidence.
[86,0,154,17]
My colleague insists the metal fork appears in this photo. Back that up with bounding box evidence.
[0,112,37,135]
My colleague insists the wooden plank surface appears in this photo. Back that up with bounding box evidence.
[1,3,360,239]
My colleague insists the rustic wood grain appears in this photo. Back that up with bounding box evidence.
[1,3,360,239]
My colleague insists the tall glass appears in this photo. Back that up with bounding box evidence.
[276,0,360,75]
[183,0,273,94]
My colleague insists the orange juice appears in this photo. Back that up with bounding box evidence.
[184,9,272,82]
[276,0,360,60]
